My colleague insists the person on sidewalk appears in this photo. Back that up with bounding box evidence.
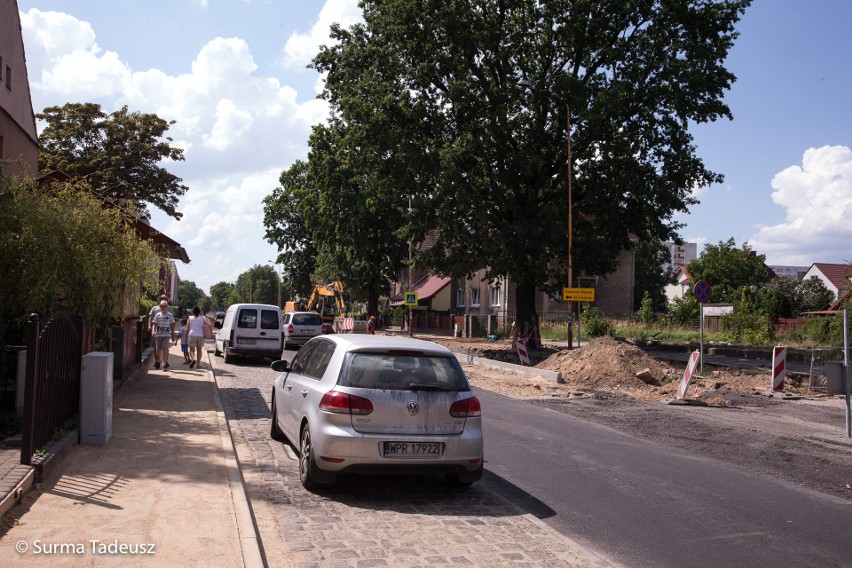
[178,316,192,364]
[150,300,176,369]
[185,306,207,369]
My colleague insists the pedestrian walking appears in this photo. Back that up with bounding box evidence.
[150,300,176,369]
[367,315,377,335]
[186,306,207,369]
[178,317,192,364]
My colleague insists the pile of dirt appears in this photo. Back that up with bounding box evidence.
[537,337,678,400]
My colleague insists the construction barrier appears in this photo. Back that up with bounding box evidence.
[772,345,787,391]
[676,351,700,399]
[516,338,530,367]
[336,317,354,333]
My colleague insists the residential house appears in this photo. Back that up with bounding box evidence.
[665,265,694,302]
[801,263,852,301]
[390,235,639,336]
[0,0,38,179]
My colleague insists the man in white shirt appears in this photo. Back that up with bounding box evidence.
[150,300,176,369]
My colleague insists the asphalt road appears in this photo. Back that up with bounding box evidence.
[477,388,852,568]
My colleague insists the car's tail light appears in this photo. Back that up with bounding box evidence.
[449,396,481,418]
[287,323,294,334]
[319,391,373,415]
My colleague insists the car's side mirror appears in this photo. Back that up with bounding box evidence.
[271,360,289,373]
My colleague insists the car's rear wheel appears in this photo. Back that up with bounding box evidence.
[223,342,233,364]
[270,392,286,442]
[445,462,484,487]
[299,426,318,489]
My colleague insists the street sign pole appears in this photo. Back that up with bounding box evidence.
[693,280,712,376]
[700,303,704,375]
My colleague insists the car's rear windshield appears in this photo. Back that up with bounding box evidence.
[293,313,322,326]
[338,352,469,391]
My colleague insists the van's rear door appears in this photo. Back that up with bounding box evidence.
[258,308,282,351]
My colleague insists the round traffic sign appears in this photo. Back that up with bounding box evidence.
[693,280,712,304]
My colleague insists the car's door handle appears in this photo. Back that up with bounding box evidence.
[260,332,266,336]
[286,384,292,391]
[301,390,308,397]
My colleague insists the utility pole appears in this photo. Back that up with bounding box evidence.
[408,195,414,338]
[566,104,574,349]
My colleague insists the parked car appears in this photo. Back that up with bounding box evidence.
[270,334,483,489]
[213,303,283,363]
[282,311,324,349]
[213,311,226,328]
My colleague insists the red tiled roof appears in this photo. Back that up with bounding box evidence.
[812,263,852,288]
[390,274,451,306]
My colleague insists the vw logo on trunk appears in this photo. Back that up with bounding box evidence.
[406,401,420,415]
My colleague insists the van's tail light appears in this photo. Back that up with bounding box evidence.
[229,329,235,345]
[319,391,373,415]
[449,396,481,418]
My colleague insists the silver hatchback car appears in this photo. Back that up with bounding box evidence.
[270,334,484,488]
[282,311,324,349]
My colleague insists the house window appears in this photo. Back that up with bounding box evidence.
[470,288,480,307]
[490,285,501,307]
[456,282,466,307]
[5,65,10,89]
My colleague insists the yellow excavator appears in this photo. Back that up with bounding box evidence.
[304,281,346,326]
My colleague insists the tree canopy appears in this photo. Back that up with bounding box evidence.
[37,102,188,219]
[686,238,769,302]
[304,0,750,331]
[264,124,408,312]
[177,280,211,315]
[209,281,235,312]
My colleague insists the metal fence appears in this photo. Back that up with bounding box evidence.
[21,313,83,465]
[808,346,845,392]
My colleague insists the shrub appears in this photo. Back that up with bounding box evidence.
[580,304,613,337]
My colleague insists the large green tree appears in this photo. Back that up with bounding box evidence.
[177,280,208,315]
[313,0,751,340]
[209,281,235,311]
[37,102,188,219]
[264,123,408,314]
[686,238,769,302]
[234,265,279,306]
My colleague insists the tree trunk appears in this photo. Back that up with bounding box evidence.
[366,289,379,319]
[515,281,540,350]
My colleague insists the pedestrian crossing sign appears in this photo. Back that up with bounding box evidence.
[404,292,418,306]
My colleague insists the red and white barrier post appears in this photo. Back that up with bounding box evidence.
[772,346,787,392]
[676,351,700,400]
[516,338,531,367]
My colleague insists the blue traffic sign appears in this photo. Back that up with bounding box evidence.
[693,280,712,303]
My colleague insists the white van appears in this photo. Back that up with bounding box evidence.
[213,303,283,363]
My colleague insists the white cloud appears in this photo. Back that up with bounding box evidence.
[281,0,362,69]
[749,145,852,264]
[20,9,130,98]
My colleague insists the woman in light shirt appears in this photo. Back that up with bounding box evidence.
[185,306,207,369]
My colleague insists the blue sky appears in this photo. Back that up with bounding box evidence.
[16,0,852,293]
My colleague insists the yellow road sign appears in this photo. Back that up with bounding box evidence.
[562,287,595,302]
[404,292,419,306]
